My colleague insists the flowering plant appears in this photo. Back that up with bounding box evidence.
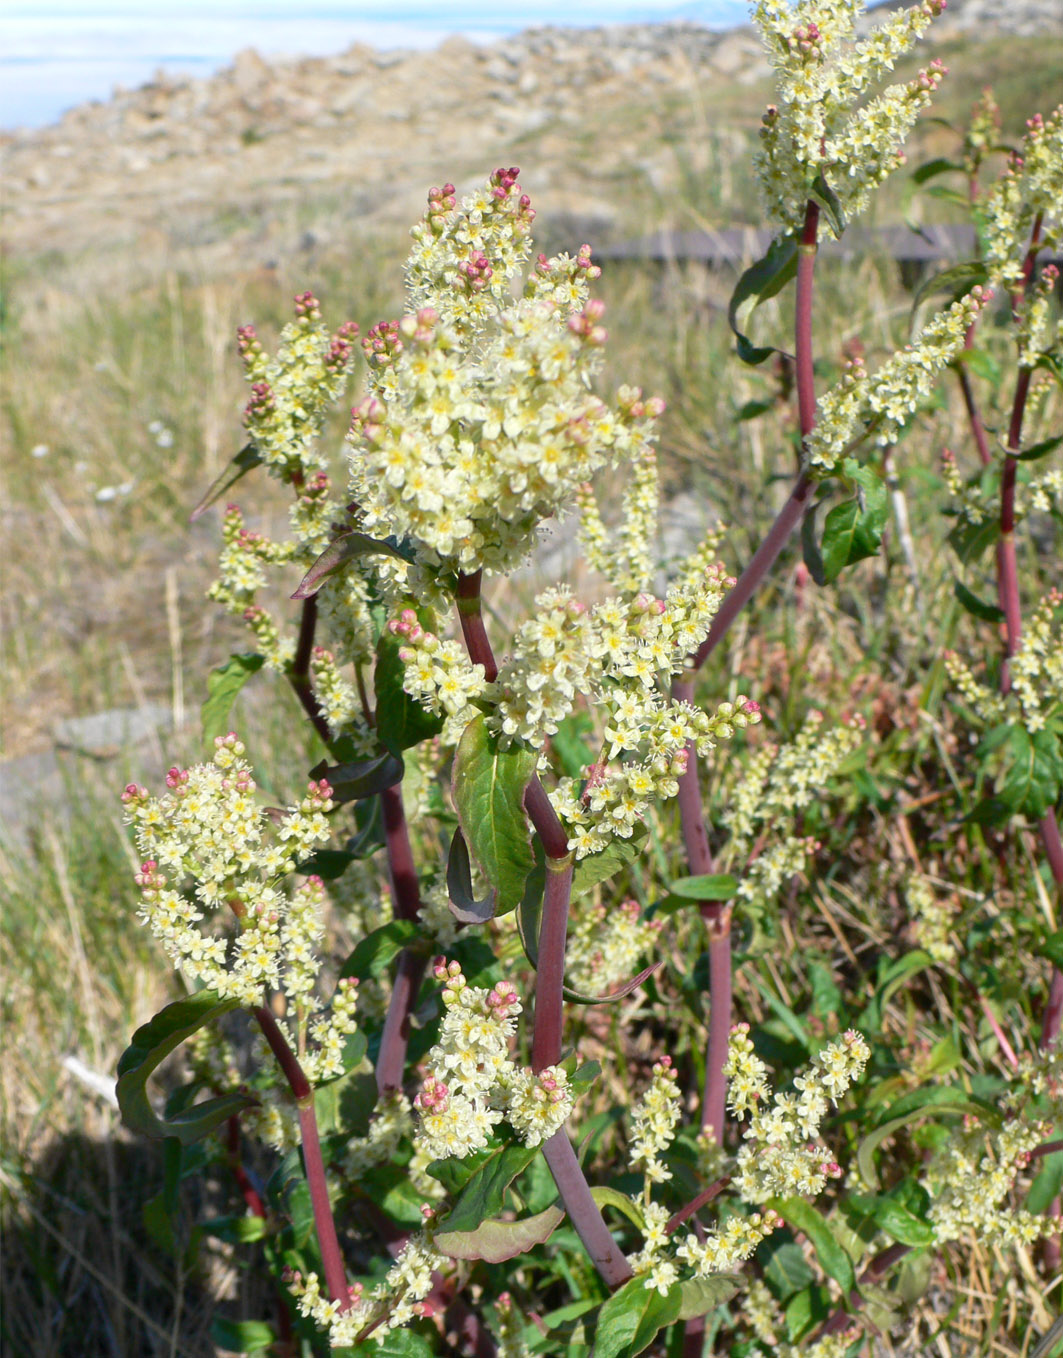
[112,4,1063,1353]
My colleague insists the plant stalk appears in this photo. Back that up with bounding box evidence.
[254,1005,350,1308]
[452,572,631,1288]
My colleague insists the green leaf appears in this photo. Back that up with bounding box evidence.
[593,1277,682,1358]
[551,710,596,777]
[1027,1150,1063,1215]
[446,827,497,926]
[667,874,739,902]
[117,992,255,1144]
[375,624,445,755]
[1017,433,1063,462]
[737,398,774,422]
[1037,930,1063,972]
[785,1284,831,1342]
[962,347,1003,387]
[589,1185,647,1233]
[998,727,1063,819]
[948,514,1000,564]
[292,528,415,600]
[435,1204,565,1262]
[771,1198,855,1296]
[436,1140,540,1235]
[190,443,262,521]
[676,1274,742,1321]
[339,919,422,982]
[847,1192,935,1247]
[728,234,798,366]
[911,260,988,336]
[310,750,404,803]
[201,1213,269,1244]
[201,652,265,747]
[857,1097,988,1190]
[452,714,537,916]
[762,1234,816,1300]
[911,156,963,184]
[953,580,1004,622]
[810,170,846,239]
[210,1316,276,1353]
[142,1192,177,1255]
[571,823,648,898]
[817,459,887,583]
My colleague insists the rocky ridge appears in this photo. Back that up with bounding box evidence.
[4,0,1059,273]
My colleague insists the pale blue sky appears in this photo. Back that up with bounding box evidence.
[0,1,753,130]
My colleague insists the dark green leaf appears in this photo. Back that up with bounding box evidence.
[948,515,1000,564]
[349,1331,436,1357]
[292,529,415,600]
[737,398,774,421]
[339,919,422,981]
[999,727,1063,819]
[294,849,359,880]
[375,625,445,755]
[446,827,497,926]
[571,823,648,898]
[771,1198,855,1295]
[1018,434,1063,462]
[953,580,1004,622]
[452,714,537,916]
[785,1284,831,1342]
[911,156,963,184]
[117,992,255,1144]
[728,234,798,366]
[202,653,265,747]
[1037,931,1063,972]
[962,347,1003,386]
[818,459,888,582]
[435,1204,565,1262]
[311,750,404,804]
[847,1193,935,1247]
[436,1140,540,1234]
[210,1316,276,1353]
[190,443,261,521]
[1027,1150,1063,1215]
[762,1234,816,1300]
[592,1277,682,1358]
[142,1193,177,1255]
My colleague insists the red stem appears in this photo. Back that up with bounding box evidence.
[666,1176,731,1233]
[531,857,574,1072]
[254,1005,350,1308]
[818,1241,911,1337]
[289,596,333,748]
[374,781,424,1096]
[541,1132,633,1288]
[451,573,631,1288]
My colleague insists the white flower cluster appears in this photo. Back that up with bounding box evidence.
[725,1022,870,1202]
[982,106,1063,290]
[750,0,949,234]
[806,288,991,473]
[906,873,959,964]
[551,692,760,859]
[389,608,488,743]
[237,292,359,481]
[492,588,594,745]
[346,168,664,576]
[566,898,662,994]
[122,733,337,1007]
[1030,468,1063,516]
[946,591,1063,735]
[577,444,662,594]
[1018,265,1063,370]
[288,1225,443,1348]
[309,645,361,737]
[927,1042,1063,1246]
[629,1056,683,1186]
[414,963,574,1160]
[723,711,865,913]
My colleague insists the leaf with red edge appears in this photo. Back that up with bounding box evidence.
[435,1205,565,1262]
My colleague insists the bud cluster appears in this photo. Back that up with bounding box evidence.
[566,898,662,995]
